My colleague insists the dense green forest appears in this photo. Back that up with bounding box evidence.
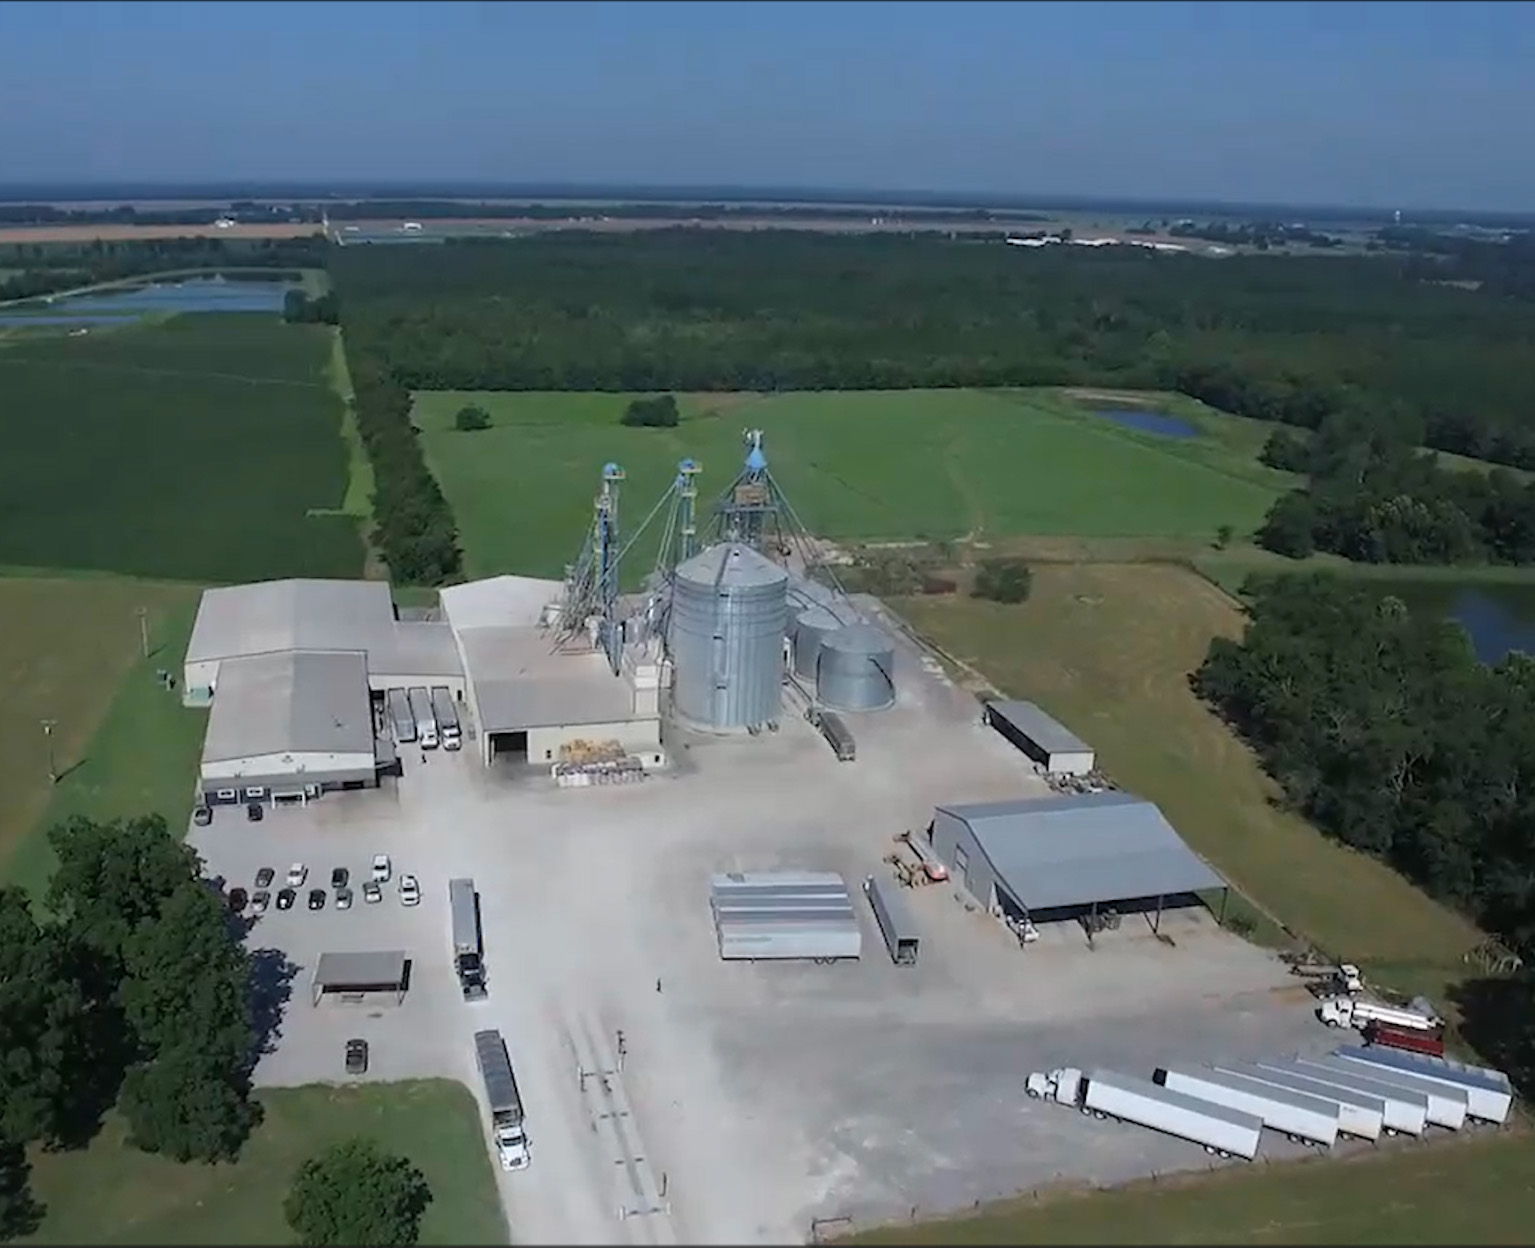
[1195,576,1535,1086]
[0,236,327,301]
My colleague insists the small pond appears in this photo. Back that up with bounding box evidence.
[1091,408,1200,439]
[0,277,296,327]
[1365,579,1535,664]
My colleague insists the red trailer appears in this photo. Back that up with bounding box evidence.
[1365,1020,1445,1057]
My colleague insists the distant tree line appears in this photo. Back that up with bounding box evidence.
[0,203,321,227]
[1195,576,1535,1089]
[0,816,262,1235]
[1254,418,1535,565]
[0,236,329,302]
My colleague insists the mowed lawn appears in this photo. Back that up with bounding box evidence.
[0,314,363,582]
[412,390,1290,580]
[846,1130,1535,1245]
[0,576,204,892]
[24,1081,507,1246]
[898,563,1483,988]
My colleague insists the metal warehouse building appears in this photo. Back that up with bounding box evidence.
[983,699,1095,775]
[929,791,1227,928]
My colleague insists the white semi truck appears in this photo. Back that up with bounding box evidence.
[407,687,438,749]
[1257,1059,1428,1136]
[474,1029,529,1171]
[1026,1067,1263,1160]
[1317,995,1441,1033]
[1156,1065,1339,1148]
[449,877,487,999]
[1332,1044,1513,1124]
[1221,1063,1384,1140]
[431,686,461,751]
[386,688,416,744]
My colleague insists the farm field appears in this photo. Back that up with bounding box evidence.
[845,1130,1535,1245]
[23,1080,507,1246]
[0,576,202,893]
[411,389,1292,581]
[897,563,1483,991]
[0,313,363,582]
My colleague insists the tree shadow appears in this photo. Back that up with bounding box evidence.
[0,1139,44,1241]
[247,948,300,1072]
[1446,972,1534,1094]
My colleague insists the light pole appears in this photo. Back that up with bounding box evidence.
[137,607,150,659]
[41,719,57,784]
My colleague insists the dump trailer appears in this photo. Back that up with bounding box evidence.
[862,874,919,966]
[449,877,487,999]
[1157,1065,1339,1148]
[431,686,461,751]
[1221,1064,1383,1141]
[1364,1020,1445,1058]
[1256,1060,1427,1136]
[386,688,416,744]
[1333,1045,1513,1124]
[408,687,438,748]
[816,708,856,762]
[1027,1067,1262,1159]
[1299,1054,1467,1130]
[474,1029,529,1171]
[1317,995,1441,1033]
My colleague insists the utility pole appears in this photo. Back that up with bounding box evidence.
[41,719,57,784]
[136,607,150,659]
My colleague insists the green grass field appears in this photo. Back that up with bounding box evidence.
[0,313,363,582]
[23,1081,507,1246]
[412,389,1292,581]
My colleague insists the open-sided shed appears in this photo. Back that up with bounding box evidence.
[311,950,410,1006]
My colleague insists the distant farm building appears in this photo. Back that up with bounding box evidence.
[983,699,1095,776]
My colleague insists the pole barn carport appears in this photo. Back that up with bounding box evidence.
[311,950,410,1006]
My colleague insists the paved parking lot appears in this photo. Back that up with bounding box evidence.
[193,627,1334,1246]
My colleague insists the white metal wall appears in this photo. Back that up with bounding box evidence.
[200,750,376,784]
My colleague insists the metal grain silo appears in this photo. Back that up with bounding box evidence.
[817,623,896,712]
[792,605,841,680]
[669,542,788,729]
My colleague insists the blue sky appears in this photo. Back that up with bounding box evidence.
[0,0,1531,210]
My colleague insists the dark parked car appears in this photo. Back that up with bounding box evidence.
[276,888,297,911]
[307,888,326,911]
[193,805,213,827]
[330,866,349,890]
[227,887,248,912]
[251,890,271,915]
[255,867,275,889]
[246,802,264,823]
[345,1038,369,1075]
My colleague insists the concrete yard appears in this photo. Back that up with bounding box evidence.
[192,622,1336,1246]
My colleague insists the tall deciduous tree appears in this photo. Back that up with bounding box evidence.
[285,1138,433,1246]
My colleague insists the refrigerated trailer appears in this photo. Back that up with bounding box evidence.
[1298,1054,1467,1130]
[408,687,438,748]
[862,874,919,966]
[1220,1063,1384,1141]
[386,688,416,744]
[1028,1067,1262,1159]
[1255,1060,1427,1136]
[1157,1065,1339,1147]
[1333,1045,1513,1124]
[431,686,461,750]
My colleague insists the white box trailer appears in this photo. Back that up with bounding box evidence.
[1332,1045,1513,1124]
[1082,1069,1263,1160]
[1157,1065,1338,1147]
[862,874,919,965]
[408,686,438,748]
[1256,1060,1427,1136]
[431,686,461,750]
[386,687,416,744]
[1298,1054,1467,1130]
[1221,1063,1384,1140]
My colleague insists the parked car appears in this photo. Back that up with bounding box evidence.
[246,802,264,823]
[193,806,213,827]
[307,888,326,911]
[286,863,307,888]
[345,1038,369,1075]
[363,881,383,905]
[335,887,353,910]
[371,854,391,883]
[227,887,248,912]
[399,874,420,907]
[330,866,349,890]
[251,891,271,915]
[276,888,296,911]
[255,867,275,889]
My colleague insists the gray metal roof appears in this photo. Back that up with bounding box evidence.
[313,950,408,990]
[186,579,397,664]
[458,625,638,733]
[936,791,1225,911]
[202,651,375,764]
[368,621,464,679]
[439,575,564,632]
[985,699,1093,757]
[822,623,893,655]
[676,542,788,590]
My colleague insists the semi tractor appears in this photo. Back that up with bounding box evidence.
[449,877,487,999]
[1333,1045,1513,1124]
[1295,1056,1467,1130]
[1156,1065,1339,1148]
[1221,1063,1384,1140]
[1254,1060,1428,1136]
[1317,995,1441,1033]
[1026,1067,1263,1160]
[431,686,461,751]
[407,687,438,749]
[386,688,416,744]
[474,1029,529,1171]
